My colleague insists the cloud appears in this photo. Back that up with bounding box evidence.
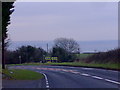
[8,2,118,41]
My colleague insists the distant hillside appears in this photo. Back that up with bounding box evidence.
[8,40,118,53]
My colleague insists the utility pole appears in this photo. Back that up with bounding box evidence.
[94,50,97,53]
[47,43,48,53]
[46,43,49,63]
[77,48,80,62]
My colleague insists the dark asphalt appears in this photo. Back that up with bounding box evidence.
[2,79,45,88]
[3,65,120,89]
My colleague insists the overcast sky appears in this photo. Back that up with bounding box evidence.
[8,2,118,41]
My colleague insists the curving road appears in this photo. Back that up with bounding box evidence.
[5,65,120,89]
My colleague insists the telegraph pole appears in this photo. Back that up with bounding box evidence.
[47,43,48,53]
[46,43,49,63]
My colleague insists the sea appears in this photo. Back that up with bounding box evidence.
[8,40,118,53]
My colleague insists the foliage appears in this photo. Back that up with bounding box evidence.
[86,48,120,63]
[51,46,77,62]
[51,38,80,62]
[54,38,80,53]
[6,45,47,64]
[51,46,68,62]
[2,2,15,69]
[2,2,15,47]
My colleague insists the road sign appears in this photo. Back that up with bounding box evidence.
[45,57,51,60]
[45,57,58,60]
[51,57,58,60]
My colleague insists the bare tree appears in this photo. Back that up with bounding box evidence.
[54,38,80,53]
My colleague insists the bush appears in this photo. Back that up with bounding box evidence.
[86,48,120,63]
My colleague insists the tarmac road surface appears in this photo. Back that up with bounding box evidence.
[3,65,120,89]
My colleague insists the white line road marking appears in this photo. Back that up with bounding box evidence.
[46,80,48,83]
[36,71,50,88]
[91,76,103,80]
[62,69,68,72]
[81,68,93,70]
[42,73,50,88]
[36,69,120,86]
[105,79,120,85]
[81,73,90,76]
[46,85,49,88]
[80,73,120,85]
[72,71,80,74]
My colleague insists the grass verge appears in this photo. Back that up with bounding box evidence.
[45,62,120,70]
[9,63,43,66]
[2,69,44,80]
[8,62,120,71]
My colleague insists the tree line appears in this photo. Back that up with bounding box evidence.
[5,38,80,64]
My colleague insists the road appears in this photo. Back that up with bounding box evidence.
[4,65,120,89]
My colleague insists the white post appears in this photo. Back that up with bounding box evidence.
[19,56,21,64]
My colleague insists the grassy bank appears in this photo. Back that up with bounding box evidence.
[9,63,44,66]
[8,62,120,71]
[2,69,44,80]
[45,62,120,70]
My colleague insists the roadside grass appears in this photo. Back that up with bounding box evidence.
[44,62,120,70]
[8,62,120,70]
[2,69,44,80]
[8,63,43,66]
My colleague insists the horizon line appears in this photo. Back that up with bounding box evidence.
[10,40,118,42]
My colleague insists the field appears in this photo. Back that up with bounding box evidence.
[76,53,94,59]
